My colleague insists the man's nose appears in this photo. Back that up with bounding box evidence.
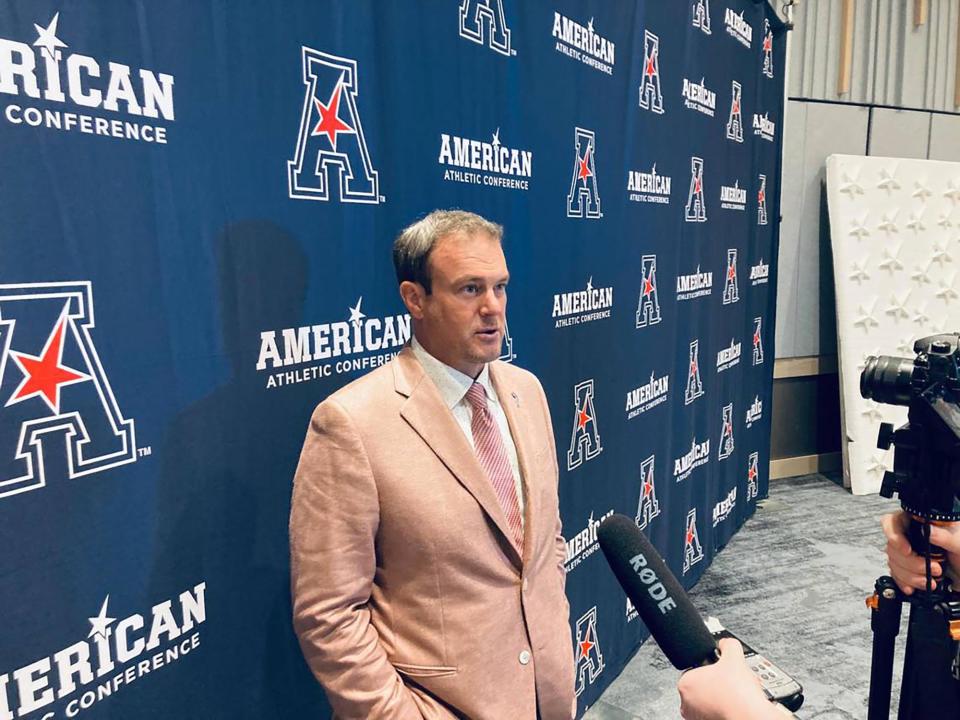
[479,288,505,315]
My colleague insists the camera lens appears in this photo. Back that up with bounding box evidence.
[860,355,915,406]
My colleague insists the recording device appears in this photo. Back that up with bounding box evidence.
[859,332,960,720]
[860,332,960,525]
[596,514,803,712]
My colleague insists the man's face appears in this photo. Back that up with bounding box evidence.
[406,231,509,377]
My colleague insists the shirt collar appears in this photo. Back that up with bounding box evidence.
[411,335,498,410]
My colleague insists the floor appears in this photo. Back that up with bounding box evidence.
[583,473,910,720]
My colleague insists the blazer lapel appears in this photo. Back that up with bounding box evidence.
[394,349,523,568]
[489,362,538,567]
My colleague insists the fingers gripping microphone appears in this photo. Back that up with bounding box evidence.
[597,513,718,669]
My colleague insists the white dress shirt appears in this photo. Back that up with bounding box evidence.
[411,336,525,522]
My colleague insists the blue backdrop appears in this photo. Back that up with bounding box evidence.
[0,1,784,717]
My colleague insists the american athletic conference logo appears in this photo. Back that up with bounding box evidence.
[683,508,704,574]
[0,12,175,144]
[685,157,707,222]
[636,255,661,328]
[567,128,602,218]
[638,30,664,114]
[692,0,711,34]
[0,282,137,500]
[574,606,604,696]
[459,0,514,57]
[288,48,382,204]
[636,454,661,530]
[762,19,774,78]
[567,379,602,470]
[726,81,744,143]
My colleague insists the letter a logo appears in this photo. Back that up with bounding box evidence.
[762,19,774,78]
[684,340,704,405]
[752,317,764,365]
[757,174,768,225]
[718,403,735,460]
[692,0,712,34]
[567,128,601,219]
[574,606,605,696]
[0,282,137,500]
[499,317,516,362]
[636,255,661,328]
[459,0,513,56]
[567,379,602,470]
[747,451,760,500]
[726,81,743,142]
[685,156,707,222]
[639,30,664,114]
[723,248,739,305]
[288,48,381,204]
[636,454,661,530]
[683,509,704,574]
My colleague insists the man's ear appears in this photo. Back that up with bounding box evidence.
[399,280,427,320]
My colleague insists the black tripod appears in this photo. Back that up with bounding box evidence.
[860,334,960,719]
[867,554,960,719]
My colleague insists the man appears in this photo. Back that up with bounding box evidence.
[290,210,575,719]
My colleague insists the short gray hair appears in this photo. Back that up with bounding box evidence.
[393,209,503,293]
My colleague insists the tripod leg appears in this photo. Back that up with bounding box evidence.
[868,577,903,720]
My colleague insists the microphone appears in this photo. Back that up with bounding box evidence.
[597,514,804,714]
[597,513,718,669]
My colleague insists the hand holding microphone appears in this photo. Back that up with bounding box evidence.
[596,514,800,719]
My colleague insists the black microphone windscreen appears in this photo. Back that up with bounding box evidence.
[597,513,718,670]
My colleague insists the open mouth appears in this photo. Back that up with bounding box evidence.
[476,328,500,337]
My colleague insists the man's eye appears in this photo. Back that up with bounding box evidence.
[463,284,479,294]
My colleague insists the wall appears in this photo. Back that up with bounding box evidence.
[771,0,960,478]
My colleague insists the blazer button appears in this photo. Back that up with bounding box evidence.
[519,650,531,665]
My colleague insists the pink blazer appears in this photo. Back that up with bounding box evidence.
[290,347,575,719]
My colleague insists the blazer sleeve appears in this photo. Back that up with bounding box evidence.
[290,398,424,720]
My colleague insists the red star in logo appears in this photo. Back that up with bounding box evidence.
[690,358,698,376]
[724,421,733,435]
[578,150,593,183]
[311,77,354,149]
[763,35,772,52]
[645,52,657,78]
[577,404,592,430]
[643,472,653,497]
[686,527,695,545]
[727,264,737,282]
[732,99,740,115]
[642,275,655,297]
[579,627,595,659]
[7,310,89,414]
[748,464,758,481]
[758,187,765,203]
[694,175,702,194]
[753,329,761,346]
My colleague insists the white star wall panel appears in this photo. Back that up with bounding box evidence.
[825,154,960,495]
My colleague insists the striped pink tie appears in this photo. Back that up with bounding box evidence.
[465,382,524,553]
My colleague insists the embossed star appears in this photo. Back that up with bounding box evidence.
[877,246,904,273]
[876,167,900,195]
[935,275,958,303]
[905,210,926,234]
[853,302,880,331]
[910,262,932,286]
[876,210,899,236]
[944,179,960,205]
[849,216,870,240]
[937,213,954,230]
[861,400,883,424]
[913,180,932,201]
[839,171,863,199]
[912,304,930,326]
[931,240,953,267]
[896,335,914,354]
[866,454,888,481]
[884,292,910,321]
[849,259,870,284]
